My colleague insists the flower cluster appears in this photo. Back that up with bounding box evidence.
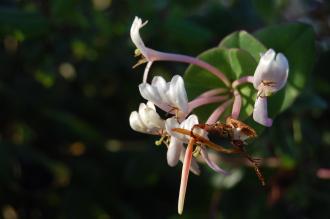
[129,16,289,214]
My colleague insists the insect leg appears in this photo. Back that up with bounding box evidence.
[237,146,266,186]
[172,128,241,154]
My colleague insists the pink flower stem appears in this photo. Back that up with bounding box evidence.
[196,88,228,98]
[206,99,233,124]
[151,51,231,87]
[178,138,195,215]
[188,95,229,113]
[230,76,254,119]
[232,76,254,88]
[231,90,242,119]
[143,61,153,83]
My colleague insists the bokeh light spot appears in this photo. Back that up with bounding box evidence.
[69,142,86,156]
[105,139,122,152]
[59,62,76,80]
[92,0,112,11]
[4,36,18,54]
[2,205,18,219]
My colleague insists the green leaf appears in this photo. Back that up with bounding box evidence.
[184,47,257,122]
[255,23,316,116]
[218,24,315,121]
[185,23,315,132]
[219,30,267,61]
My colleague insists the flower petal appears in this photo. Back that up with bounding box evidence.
[274,53,289,90]
[253,97,273,127]
[180,114,198,130]
[167,75,188,113]
[167,137,183,167]
[130,17,148,56]
[253,49,276,89]
[200,147,228,175]
[146,101,156,110]
[151,76,171,104]
[129,111,147,133]
[139,83,162,105]
[139,102,165,131]
[165,117,180,136]
[253,49,289,94]
[180,114,207,138]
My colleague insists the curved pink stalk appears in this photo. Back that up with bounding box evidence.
[188,95,229,113]
[231,90,242,119]
[206,99,233,124]
[178,138,195,215]
[150,51,231,87]
[143,61,153,83]
[200,147,228,175]
[197,88,227,98]
[232,76,254,88]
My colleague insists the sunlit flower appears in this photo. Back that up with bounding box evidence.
[129,101,164,135]
[130,16,231,85]
[129,101,200,174]
[131,17,152,64]
[253,49,289,97]
[130,16,161,82]
[139,75,189,118]
[252,49,289,127]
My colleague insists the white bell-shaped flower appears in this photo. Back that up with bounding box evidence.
[139,75,189,116]
[129,101,165,134]
[253,49,289,97]
[130,16,157,62]
[252,49,289,127]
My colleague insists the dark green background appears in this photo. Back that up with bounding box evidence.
[0,0,329,218]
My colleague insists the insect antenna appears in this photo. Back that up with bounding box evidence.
[239,147,266,186]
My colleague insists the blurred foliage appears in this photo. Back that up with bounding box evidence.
[0,0,330,218]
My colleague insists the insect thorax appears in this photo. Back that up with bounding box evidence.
[204,123,234,139]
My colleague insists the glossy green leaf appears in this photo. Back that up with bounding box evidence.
[255,23,316,116]
[184,47,257,122]
[219,30,267,61]
[185,23,315,130]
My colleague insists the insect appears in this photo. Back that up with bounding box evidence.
[172,117,266,186]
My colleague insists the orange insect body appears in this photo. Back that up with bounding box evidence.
[192,117,257,145]
[173,117,265,186]
[194,123,232,138]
